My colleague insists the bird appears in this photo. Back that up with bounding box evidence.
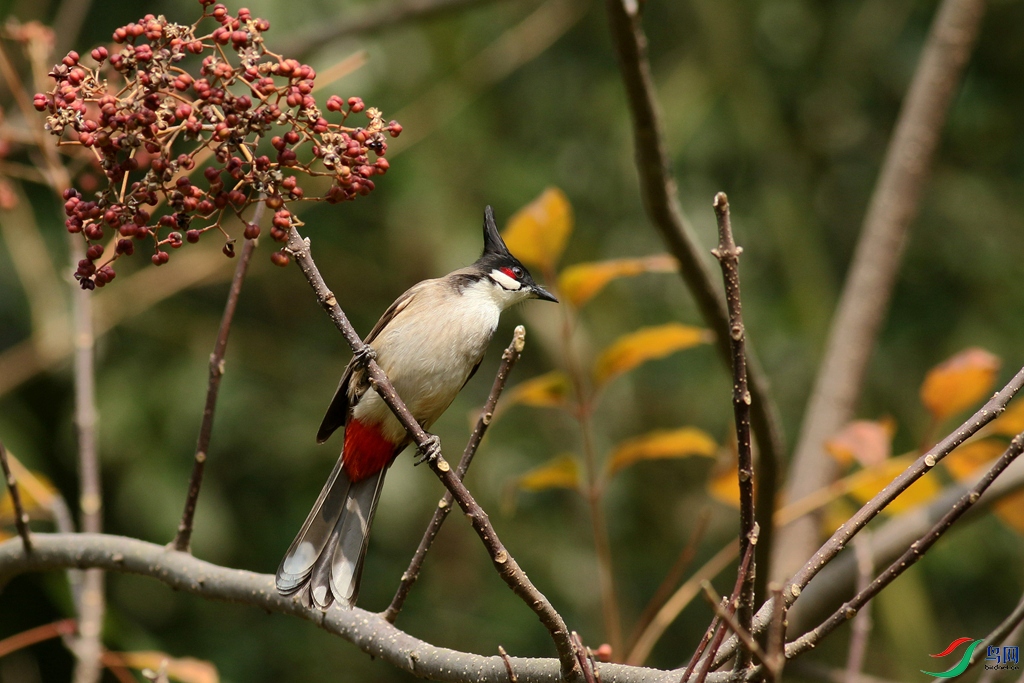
[276,205,557,610]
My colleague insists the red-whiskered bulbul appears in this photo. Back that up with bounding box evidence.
[276,206,557,609]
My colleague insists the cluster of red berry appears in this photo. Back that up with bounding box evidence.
[34,1,400,289]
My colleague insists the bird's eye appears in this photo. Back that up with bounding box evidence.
[512,266,523,278]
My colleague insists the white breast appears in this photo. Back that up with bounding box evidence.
[352,282,502,443]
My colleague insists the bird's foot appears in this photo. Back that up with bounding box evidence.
[353,345,377,367]
[414,434,441,466]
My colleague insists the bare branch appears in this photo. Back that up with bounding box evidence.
[283,228,581,681]
[172,202,265,553]
[692,541,755,683]
[385,326,526,622]
[786,432,1024,659]
[789,453,1024,632]
[0,618,77,658]
[70,236,104,683]
[603,0,785,598]
[0,533,739,683]
[717,367,1024,666]
[698,582,776,681]
[0,442,31,552]
[774,0,988,581]
[710,192,757,656]
[968,580,1024,673]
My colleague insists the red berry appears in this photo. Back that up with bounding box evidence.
[270,250,290,267]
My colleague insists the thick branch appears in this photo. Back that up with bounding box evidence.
[0,442,32,552]
[284,228,580,681]
[0,533,736,683]
[385,326,526,622]
[172,206,263,552]
[786,432,1024,658]
[710,193,757,657]
[774,0,987,581]
[603,0,784,599]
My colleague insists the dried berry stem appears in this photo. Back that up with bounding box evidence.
[384,325,526,622]
[171,202,264,553]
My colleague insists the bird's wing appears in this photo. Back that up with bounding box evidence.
[315,285,422,443]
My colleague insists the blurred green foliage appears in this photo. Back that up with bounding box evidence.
[1,0,1023,681]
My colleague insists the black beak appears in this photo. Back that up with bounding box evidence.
[532,285,558,303]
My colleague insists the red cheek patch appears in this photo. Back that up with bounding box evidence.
[500,267,517,280]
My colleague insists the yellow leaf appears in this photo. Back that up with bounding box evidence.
[990,400,1024,437]
[107,652,219,683]
[0,463,58,518]
[920,347,1001,422]
[557,255,678,308]
[822,498,859,536]
[505,371,571,409]
[707,464,739,508]
[517,455,580,492]
[943,439,1006,481]
[501,187,573,272]
[607,427,716,475]
[825,418,895,468]
[593,323,711,387]
[994,491,1024,534]
[849,459,941,514]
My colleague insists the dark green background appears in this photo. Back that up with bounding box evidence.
[1,0,1023,680]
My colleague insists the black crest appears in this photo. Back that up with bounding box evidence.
[481,206,512,258]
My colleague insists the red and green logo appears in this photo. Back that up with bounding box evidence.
[921,638,984,678]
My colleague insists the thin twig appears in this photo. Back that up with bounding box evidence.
[766,583,786,680]
[603,0,785,602]
[0,618,77,658]
[70,236,104,683]
[692,541,755,683]
[171,203,264,553]
[844,535,874,683]
[710,193,757,663]
[699,582,777,681]
[774,0,988,582]
[384,325,527,622]
[680,602,722,683]
[499,645,519,683]
[0,442,32,552]
[276,0,508,59]
[969,588,1024,674]
[786,432,1024,659]
[284,227,582,683]
[627,540,738,666]
[627,508,711,654]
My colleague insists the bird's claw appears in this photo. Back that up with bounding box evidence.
[353,345,377,366]
[414,435,441,466]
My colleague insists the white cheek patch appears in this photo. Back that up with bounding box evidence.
[489,268,522,291]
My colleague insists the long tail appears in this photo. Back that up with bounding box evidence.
[276,458,387,609]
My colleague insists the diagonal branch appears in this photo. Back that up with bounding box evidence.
[714,366,1024,667]
[773,0,988,581]
[0,533,741,683]
[603,0,784,600]
[172,203,265,553]
[284,228,581,682]
[786,432,1024,659]
[385,325,526,623]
